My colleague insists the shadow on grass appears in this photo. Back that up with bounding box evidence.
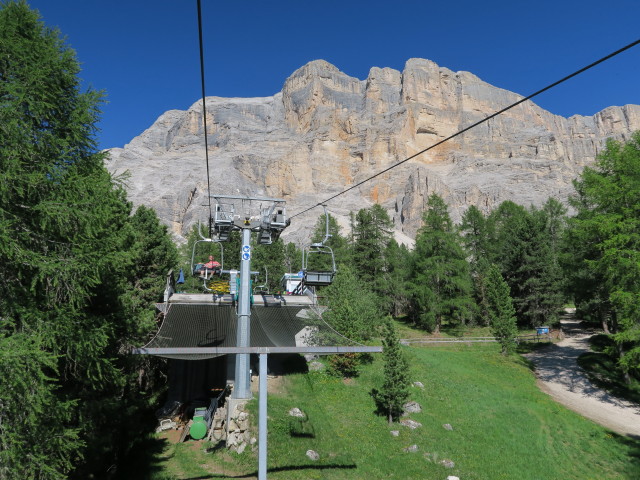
[265,353,309,375]
[578,351,640,405]
[609,432,640,479]
[516,341,553,355]
[179,463,358,479]
[288,415,316,439]
[116,435,173,480]
[589,333,612,352]
[204,441,227,454]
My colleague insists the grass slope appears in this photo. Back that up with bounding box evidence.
[152,343,640,479]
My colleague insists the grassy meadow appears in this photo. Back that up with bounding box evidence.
[143,335,640,480]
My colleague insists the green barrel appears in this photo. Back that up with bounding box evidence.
[190,418,207,440]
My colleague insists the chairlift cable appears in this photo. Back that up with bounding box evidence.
[197,0,214,225]
[194,8,226,468]
[289,38,640,219]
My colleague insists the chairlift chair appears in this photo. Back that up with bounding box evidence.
[253,267,269,294]
[301,205,336,287]
[258,205,288,244]
[213,202,235,241]
[190,222,224,290]
[302,243,336,286]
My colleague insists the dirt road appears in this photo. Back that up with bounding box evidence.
[525,316,640,436]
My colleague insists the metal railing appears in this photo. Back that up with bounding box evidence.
[400,333,554,346]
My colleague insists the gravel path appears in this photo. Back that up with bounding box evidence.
[525,315,640,437]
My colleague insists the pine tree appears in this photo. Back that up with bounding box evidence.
[567,133,640,380]
[310,211,350,265]
[0,333,82,479]
[518,206,565,327]
[371,319,410,423]
[283,241,302,275]
[409,194,474,333]
[383,239,412,317]
[0,3,177,476]
[486,264,518,354]
[460,205,491,264]
[487,201,565,328]
[323,265,382,342]
[0,3,108,475]
[460,206,492,325]
[351,204,393,297]
[321,265,382,377]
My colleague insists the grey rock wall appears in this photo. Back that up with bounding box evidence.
[105,58,640,244]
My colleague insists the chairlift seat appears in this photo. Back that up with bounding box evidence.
[258,230,272,245]
[193,263,205,275]
[303,270,335,286]
[217,228,231,241]
[271,213,287,228]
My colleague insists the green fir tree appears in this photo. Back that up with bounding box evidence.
[371,319,410,423]
[486,264,518,354]
[0,3,177,477]
[567,133,640,380]
[409,194,474,333]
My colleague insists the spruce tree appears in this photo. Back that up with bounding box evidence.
[487,201,565,328]
[371,319,410,423]
[0,3,177,476]
[323,265,381,342]
[460,205,492,325]
[486,264,518,354]
[409,194,474,333]
[351,204,393,298]
[568,133,640,379]
[383,239,412,317]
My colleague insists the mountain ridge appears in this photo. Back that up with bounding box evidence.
[105,58,640,244]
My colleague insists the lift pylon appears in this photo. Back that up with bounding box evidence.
[209,194,290,400]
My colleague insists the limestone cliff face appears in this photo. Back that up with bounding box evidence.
[105,58,640,244]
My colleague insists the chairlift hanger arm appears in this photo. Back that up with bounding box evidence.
[320,205,332,245]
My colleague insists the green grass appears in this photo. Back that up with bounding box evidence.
[577,334,640,405]
[393,316,496,339]
[150,340,640,479]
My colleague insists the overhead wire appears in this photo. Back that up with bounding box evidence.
[195,10,225,475]
[289,38,640,219]
[197,0,214,226]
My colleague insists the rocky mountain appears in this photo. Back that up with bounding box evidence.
[105,58,640,245]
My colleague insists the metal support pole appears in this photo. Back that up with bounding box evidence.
[233,227,252,399]
[258,353,268,480]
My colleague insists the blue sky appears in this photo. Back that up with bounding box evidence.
[25,0,640,150]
